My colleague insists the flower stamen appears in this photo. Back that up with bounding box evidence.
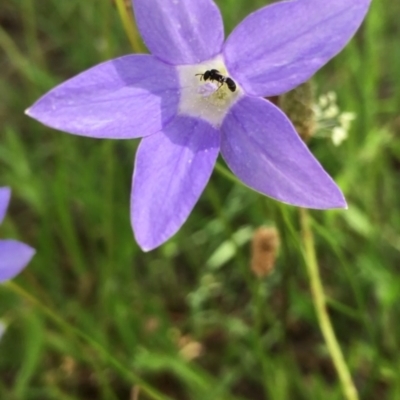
[177,56,242,128]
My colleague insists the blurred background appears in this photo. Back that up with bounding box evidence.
[1,0,400,399]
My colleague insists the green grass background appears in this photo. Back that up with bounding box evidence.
[1,0,400,399]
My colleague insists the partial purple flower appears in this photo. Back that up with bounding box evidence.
[0,187,35,282]
[26,0,371,251]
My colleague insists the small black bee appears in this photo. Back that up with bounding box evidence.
[196,69,237,92]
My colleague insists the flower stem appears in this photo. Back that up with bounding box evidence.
[299,208,359,400]
[114,0,144,53]
[5,282,172,400]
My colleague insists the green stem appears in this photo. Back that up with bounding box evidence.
[299,208,359,400]
[114,0,144,53]
[4,282,172,400]
[22,0,46,69]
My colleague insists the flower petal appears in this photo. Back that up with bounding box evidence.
[26,55,180,139]
[132,0,224,65]
[0,240,35,282]
[0,187,11,225]
[220,96,346,209]
[132,116,220,251]
[224,0,371,96]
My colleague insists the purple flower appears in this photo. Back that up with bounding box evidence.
[0,187,35,282]
[26,0,371,251]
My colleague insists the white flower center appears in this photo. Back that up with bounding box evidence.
[176,56,242,128]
